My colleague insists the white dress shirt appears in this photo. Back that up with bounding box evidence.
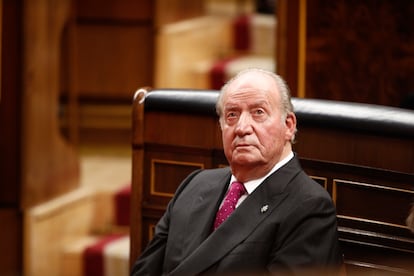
[229,151,294,207]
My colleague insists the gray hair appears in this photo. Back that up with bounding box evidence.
[215,68,294,119]
[215,68,297,143]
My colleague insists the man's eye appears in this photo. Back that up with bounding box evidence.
[254,109,265,115]
[227,112,237,118]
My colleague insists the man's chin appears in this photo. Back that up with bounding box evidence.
[231,154,259,166]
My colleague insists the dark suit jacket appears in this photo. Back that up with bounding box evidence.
[131,156,343,275]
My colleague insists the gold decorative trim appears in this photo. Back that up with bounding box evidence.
[150,158,204,197]
[334,179,414,194]
[344,260,413,274]
[149,224,156,241]
[338,215,409,230]
[0,0,2,102]
[332,178,337,205]
[334,179,414,229]
[298,0,307,98]
[310,175,328,190]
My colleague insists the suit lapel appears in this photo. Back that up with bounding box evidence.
[181,172,230,249]
[174,169,231,258]
[170,157,302,276]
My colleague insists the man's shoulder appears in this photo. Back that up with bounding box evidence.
[279,157,331,198]
[295,170,333,200]
[175,167,231,196]
[194,166,231,179]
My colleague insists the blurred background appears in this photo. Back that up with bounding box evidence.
[1,0,413,275]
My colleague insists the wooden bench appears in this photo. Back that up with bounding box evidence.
[130,88,414,274]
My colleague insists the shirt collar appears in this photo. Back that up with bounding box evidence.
[230,151,294,195]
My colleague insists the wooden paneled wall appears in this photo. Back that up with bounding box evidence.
[74,0,154,102]
[61,0,206,143]
[276,0,414,108]
[0,2,23,274]
[22,0,80,208]
[70,0,204,102]
[1,0,81,274]
[155,0,204,27]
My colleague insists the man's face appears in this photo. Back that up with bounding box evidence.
[220,72,295,171]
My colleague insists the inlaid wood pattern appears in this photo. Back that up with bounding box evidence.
[305,1,414,107]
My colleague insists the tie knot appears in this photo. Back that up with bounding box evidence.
[229,181,246,198]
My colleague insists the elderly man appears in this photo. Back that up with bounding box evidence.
[131,68,343,275]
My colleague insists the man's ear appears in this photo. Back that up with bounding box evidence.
[285,112,297,140]
[218,117,224,130]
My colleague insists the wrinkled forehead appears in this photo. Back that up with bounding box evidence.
[217,70,282,115]
[223,88,272,103]
[222,84,280,107]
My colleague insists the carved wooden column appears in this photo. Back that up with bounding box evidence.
[21,0,80,208]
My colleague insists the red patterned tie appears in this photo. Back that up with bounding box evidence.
[214,181,246,230]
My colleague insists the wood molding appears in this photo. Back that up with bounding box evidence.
[22,0,79,207]
[276,0,303,97]
[297,0,306,98]
[150,158,204,198]
[0,0,2,102]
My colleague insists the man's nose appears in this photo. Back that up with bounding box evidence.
[235,113,253,135]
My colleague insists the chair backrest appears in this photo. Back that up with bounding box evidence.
[130,88,414,274]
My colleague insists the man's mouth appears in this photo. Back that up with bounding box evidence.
[235,143,252,149]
